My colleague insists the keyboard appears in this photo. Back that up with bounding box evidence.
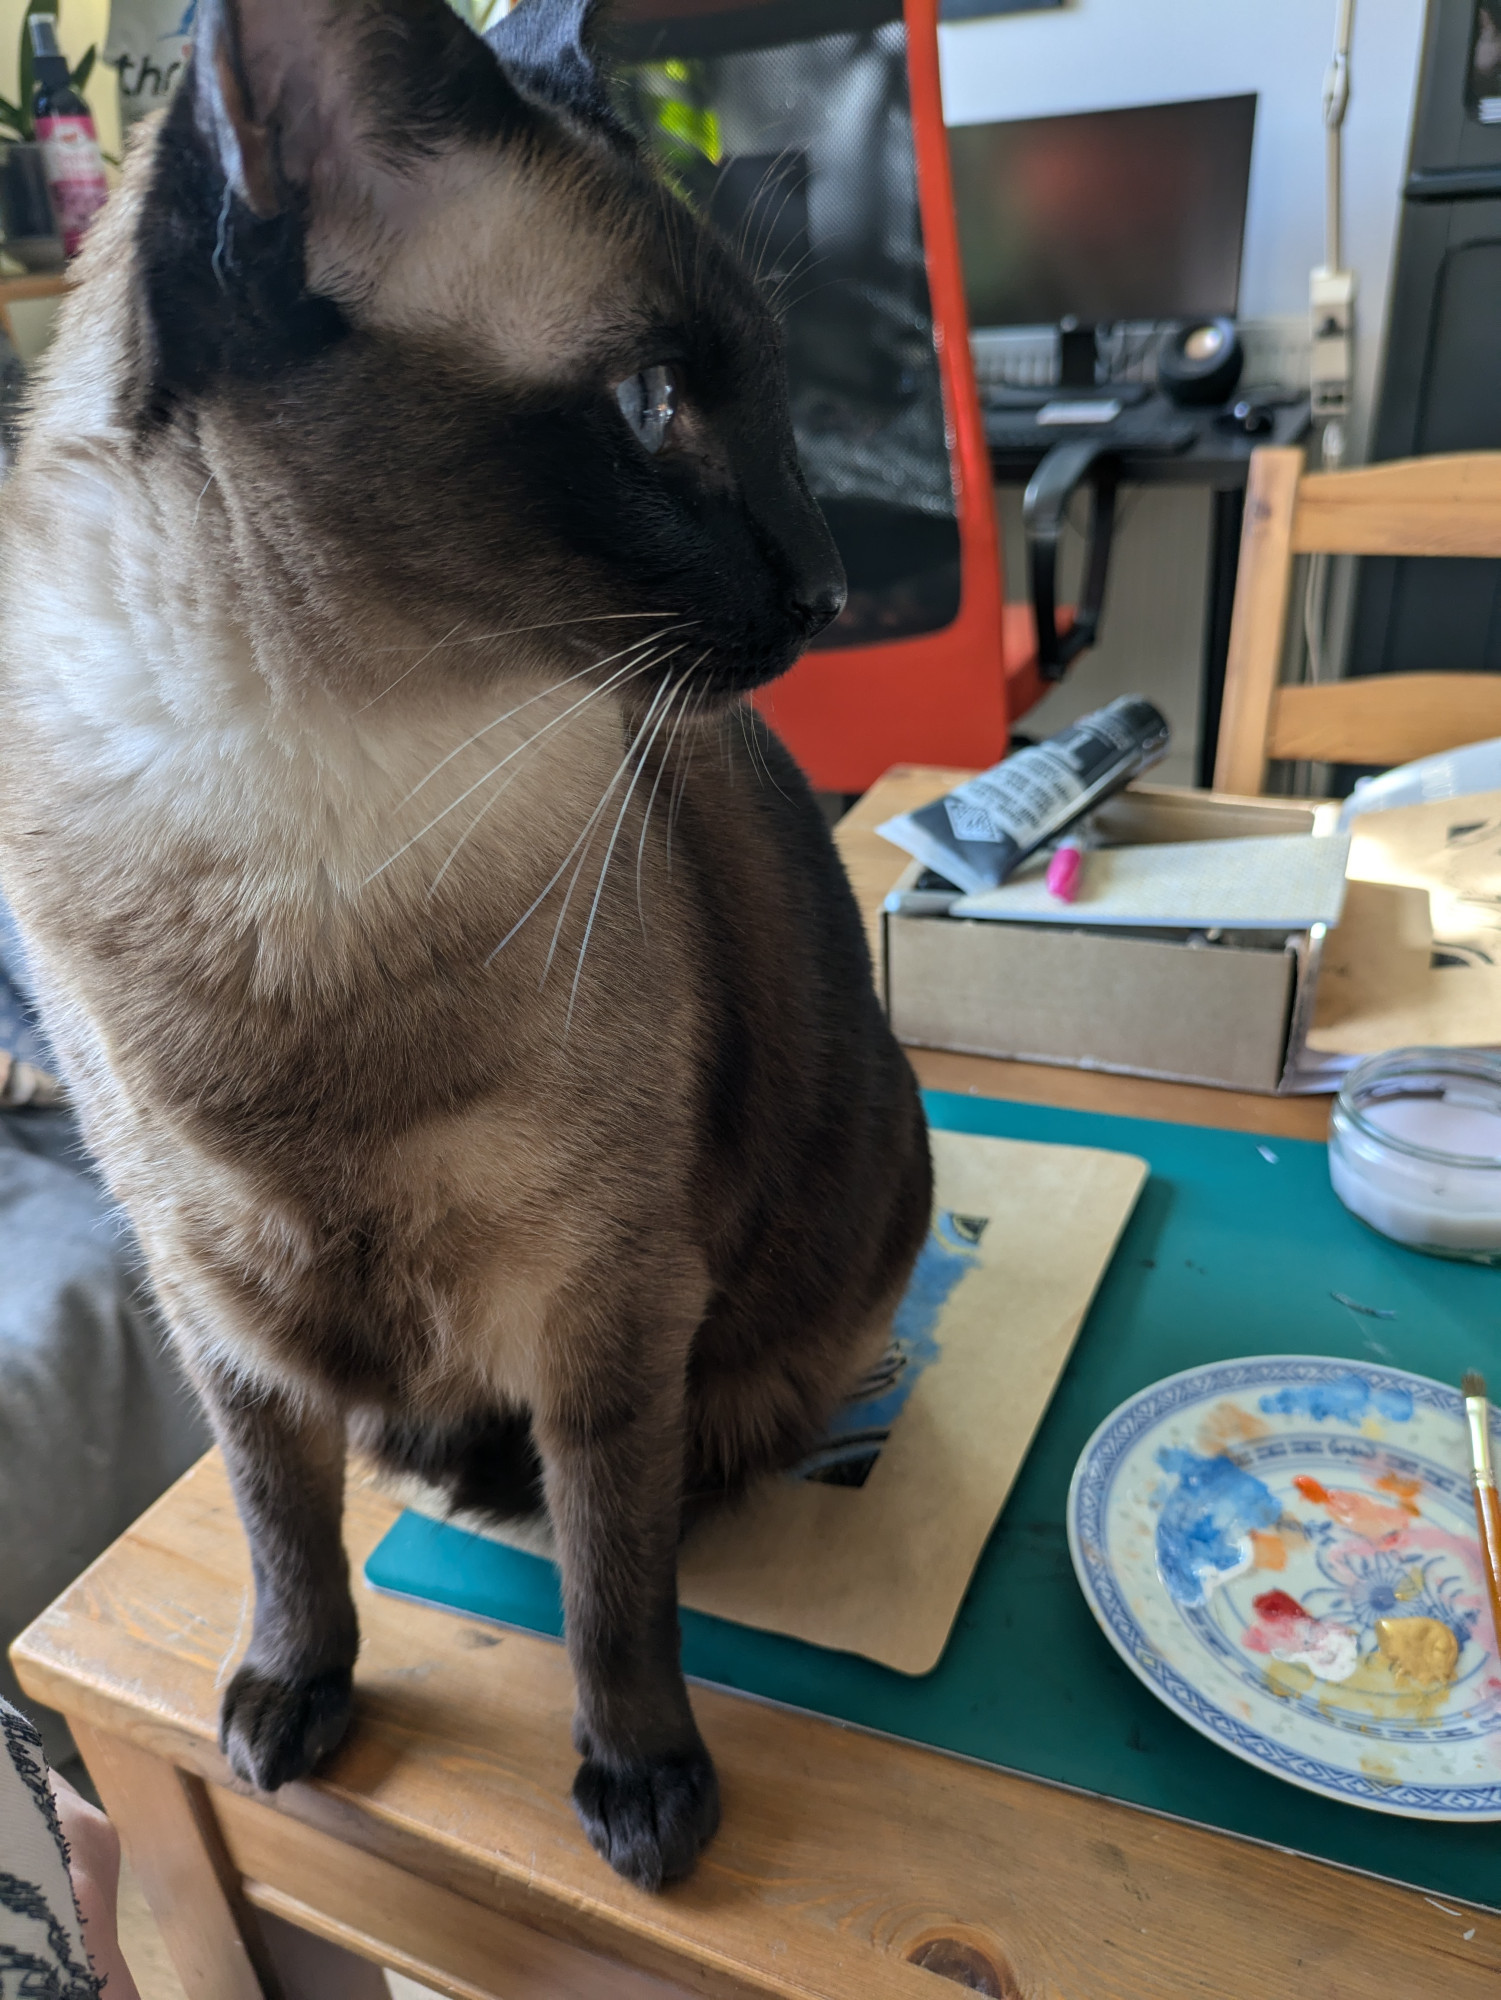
[983,383,1151,411]
[983,392,1197,457]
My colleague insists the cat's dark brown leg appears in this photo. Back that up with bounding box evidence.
[199,1368,359,1792]
[533,1287,718,1892]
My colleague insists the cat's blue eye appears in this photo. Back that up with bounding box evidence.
[615,364,677,454]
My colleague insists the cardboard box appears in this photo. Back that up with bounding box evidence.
[881,786,1327,1095]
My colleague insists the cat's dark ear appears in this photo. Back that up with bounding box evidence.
[192,0,528,221]
[485,0,623,137]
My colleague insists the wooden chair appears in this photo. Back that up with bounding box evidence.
[1213,448,1501,794]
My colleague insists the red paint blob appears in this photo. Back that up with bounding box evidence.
[1293,1475,1329,1504]
[1251,1589,1307,1624]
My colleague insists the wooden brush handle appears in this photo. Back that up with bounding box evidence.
[1475,1479,1501,1660]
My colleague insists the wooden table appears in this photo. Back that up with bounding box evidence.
[0,269,70,341]
[14,778,1499,2000]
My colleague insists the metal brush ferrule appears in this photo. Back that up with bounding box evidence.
[1468,1396,1497,1487]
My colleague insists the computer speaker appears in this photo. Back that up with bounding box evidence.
[1157,318,1244,407]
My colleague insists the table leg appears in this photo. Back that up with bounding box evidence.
[1198,485,1245,788]
[69,1719,282,2000]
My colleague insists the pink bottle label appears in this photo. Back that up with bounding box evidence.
[36,114,108,257]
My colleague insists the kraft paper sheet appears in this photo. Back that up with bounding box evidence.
[1309,789,1501,1056]
[380,1130,1146,1675]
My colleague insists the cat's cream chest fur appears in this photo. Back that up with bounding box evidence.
[0,450,692,1418]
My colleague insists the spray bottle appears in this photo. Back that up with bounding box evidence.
[30,13,108,259]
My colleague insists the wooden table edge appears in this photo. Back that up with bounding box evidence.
[14,1455,1501,2000]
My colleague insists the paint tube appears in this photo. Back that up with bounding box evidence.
[876,696,1170,896]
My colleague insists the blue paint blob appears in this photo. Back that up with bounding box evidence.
[1258,1372,1412,1426]
[796,1211,984,1483]
[1372,1384,1415,1421]
[1154,1448,1281,1607]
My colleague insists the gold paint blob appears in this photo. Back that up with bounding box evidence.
[1375,1616,1459,1691]
[1265,1659,1312,1700]
[1314,1650,1450,1723]
[1249,1529,1287,1572]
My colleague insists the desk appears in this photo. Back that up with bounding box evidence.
[990,396,1312,786]
[14,792,1497,2000]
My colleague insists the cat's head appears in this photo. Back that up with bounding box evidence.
[130,0,845,703]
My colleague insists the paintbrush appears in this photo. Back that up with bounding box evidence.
[1462,1371,1501,1662]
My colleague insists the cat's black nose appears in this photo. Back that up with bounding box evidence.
[792,577,847,639]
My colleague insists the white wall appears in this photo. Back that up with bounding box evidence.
[938,0,1429,459]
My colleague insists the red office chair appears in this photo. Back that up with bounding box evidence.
[607,0,1110,791]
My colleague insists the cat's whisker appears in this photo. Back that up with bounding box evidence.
[539,670,683,982]
[357,620,465,712]
[566,666,696,1032]
[421,647,671,890]
[431,646,689,901]
[735,145,798,282]
[651,181,690,301]
[634,661,706,933]
[765,245,825,316]
[365,649,662,885]
[768,272,840,320]
[665,696,703,872]
[364,610,676,657]
[399,627,678,808]
[361,611,688,716]
[747,153,805,290]
[736,701,758,785]
[485,666,683,973]
[738,699,791,802]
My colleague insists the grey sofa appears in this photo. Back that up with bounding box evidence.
[0,901,207,1759]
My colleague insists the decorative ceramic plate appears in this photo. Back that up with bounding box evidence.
[1067,1357,1501,1819]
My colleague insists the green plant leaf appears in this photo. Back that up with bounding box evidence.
[69,43,95,93]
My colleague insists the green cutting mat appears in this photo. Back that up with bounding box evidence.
[366,1089,1501,1908]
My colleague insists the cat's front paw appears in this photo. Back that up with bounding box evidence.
[219,1661,353,1791]
[572,1743,721,1891]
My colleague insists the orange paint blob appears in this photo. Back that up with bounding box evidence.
[1293,1475,1408,1541]
[1249,1530,1287,1571]
[1200,1400,1272,1450]
[1375,1472,1422,1516]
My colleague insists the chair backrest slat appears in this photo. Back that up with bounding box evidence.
[1291,454,1501,558]
[1266,674,1501,766]
[1214,447,1501,794]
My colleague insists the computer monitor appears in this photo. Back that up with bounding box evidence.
[946,94,1257,331]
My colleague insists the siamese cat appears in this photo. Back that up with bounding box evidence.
[0,0,931,1888]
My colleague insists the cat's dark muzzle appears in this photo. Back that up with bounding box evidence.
[687,583,845,703]
[728,458,847,686]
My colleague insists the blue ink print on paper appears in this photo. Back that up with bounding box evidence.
[1154,1448,1280,1607]
[1259,1372,1413,1426]
[797,1211,986,1488]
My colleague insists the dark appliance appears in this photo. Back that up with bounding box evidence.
[1351,0,1501,674]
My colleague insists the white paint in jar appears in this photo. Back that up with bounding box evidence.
[1328,1050,1501,1261]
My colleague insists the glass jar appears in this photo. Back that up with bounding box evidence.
[1329,1048,1501,1263]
